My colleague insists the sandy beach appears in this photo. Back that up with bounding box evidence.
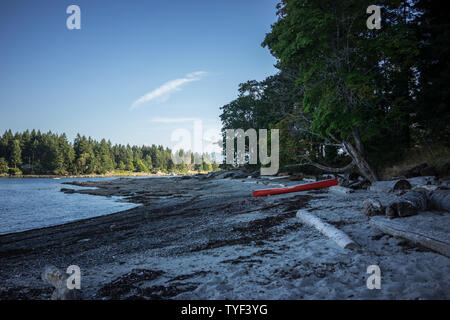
[0,174,449,300]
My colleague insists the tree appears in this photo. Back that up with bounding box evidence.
[117,161,126,171]
[134,159,148,172]
[10,139,22,168]
[261,0,419,181]
[98,139,115,173]
[0,157,8,174]
[413,0,450,144]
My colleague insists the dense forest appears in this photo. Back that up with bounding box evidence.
[220,0,450,181]
[0,130,219,175]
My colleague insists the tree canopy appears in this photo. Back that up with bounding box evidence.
[0,129,217,175]
[220,0,450,181]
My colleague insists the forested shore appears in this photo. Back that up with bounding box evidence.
[220,0,449,181]
[0,130,219,176]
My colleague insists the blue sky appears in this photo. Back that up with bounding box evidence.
[0,0,279,152]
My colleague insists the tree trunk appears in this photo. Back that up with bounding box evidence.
[342,127,379,182]
[343,140,378,182]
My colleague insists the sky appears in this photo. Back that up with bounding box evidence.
[0,0,279,154]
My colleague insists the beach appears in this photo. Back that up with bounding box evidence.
[0,174,449,299]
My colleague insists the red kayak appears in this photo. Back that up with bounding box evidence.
[253,178,338,197]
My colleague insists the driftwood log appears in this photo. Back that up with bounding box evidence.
[385,191,428,218]
[406,176,437,188]
[296,210,358,249]
[41,265,77,300]
[364,189,449,219]
[363,199,384,217]
[370,216,450,258]
[369,179,412,193]
[329,185,353,195]
[428,190,450,212]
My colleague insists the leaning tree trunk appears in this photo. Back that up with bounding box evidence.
[343,140,378,182]
[344,126,379,182]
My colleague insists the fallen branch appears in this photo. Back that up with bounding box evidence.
[296,209,358,250]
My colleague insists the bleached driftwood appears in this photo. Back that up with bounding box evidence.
[428,190,450,212]
[370,215,450,258]
[406,176,437,188]
[296,210,358,249]
[369,179,411,193]
[329,185,353,195]
[41,265,72,300]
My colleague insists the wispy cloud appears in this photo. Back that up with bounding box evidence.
[130,71,207,110]
[149,117,199,123]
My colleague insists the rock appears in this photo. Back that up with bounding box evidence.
[60,188,75,194]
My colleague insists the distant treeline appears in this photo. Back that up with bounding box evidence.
[0,130,219,175]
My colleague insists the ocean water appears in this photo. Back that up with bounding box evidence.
[0,177,141,235]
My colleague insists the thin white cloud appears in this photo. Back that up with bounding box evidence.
[149,117,199,124]
[131,71,207,110]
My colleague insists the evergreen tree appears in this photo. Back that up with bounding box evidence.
[10,139,22,168]
[0,157,8,174]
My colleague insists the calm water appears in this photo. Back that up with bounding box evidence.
[0,177,141,235]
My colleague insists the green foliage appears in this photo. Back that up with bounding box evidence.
[0,130,216,175]
[8,167,22,176]
[134,159,148,172]
[0,157,8,174]
[10,139,22,168]
[263,0,421,165]
[202,161,212,172]
[412,0,450,144]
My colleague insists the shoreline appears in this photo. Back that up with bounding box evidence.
[0,171,211,179]
[1,174,449,300]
